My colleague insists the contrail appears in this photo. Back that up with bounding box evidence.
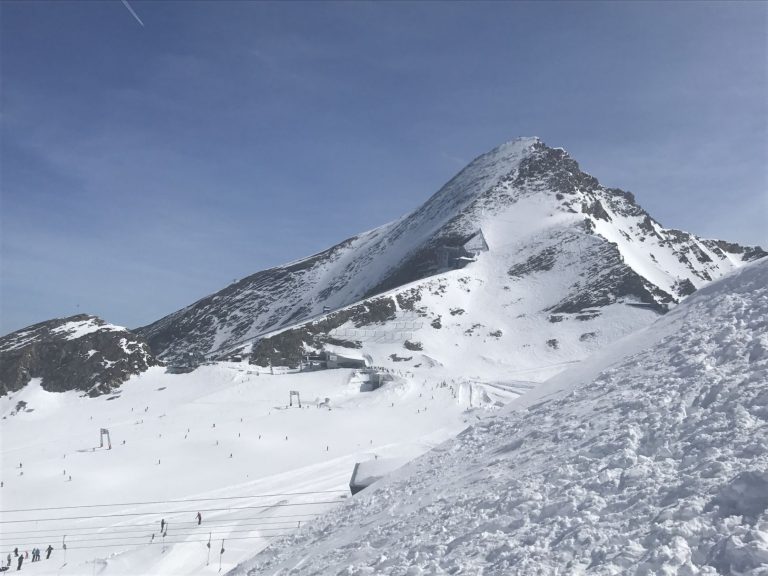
[121,0,145,27]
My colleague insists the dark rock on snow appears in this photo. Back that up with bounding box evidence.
[0,314,160,397]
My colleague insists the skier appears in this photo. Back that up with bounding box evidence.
[16,555,22,571]
[13,548,17,557]
[45,545,53,560]
[6,553,11,567]
[160,518,165,532]
[196,512,202,525]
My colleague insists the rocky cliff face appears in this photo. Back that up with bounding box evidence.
[136,138,765,366]
[0,314,160,397]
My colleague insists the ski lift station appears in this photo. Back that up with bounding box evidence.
[303,351,367,371]
[166,351,207,374]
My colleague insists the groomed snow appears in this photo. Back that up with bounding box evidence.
[231,259,768,575]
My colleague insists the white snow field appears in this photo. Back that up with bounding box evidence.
[0,360,518,575]
[231,259,768,576]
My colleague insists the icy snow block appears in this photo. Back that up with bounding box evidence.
[349,458,409,495]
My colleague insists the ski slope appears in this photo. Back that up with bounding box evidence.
[232,259,768,575]
[0,363,516,575]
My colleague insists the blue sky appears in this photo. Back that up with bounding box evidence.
[1,1,766,335]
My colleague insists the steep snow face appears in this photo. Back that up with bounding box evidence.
[135,138,539,362]
[247,161,762,385]
[136,139,763,365]
[249,193,664,385]
[0,314,160,396]
[232,260,768,576]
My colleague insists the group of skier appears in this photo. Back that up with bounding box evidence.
[5,545,53,571]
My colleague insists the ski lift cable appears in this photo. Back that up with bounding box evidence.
[0,499,345,524]
[0,525,301,546]
[3,513,321,534]
[0,515,322,537]
[0,518,320,539]
[0,534,291,555]
[0,490,347,514]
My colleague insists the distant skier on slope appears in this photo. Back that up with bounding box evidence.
[45,546,53,560]
[196,512,202,525]
[16,555,22,571]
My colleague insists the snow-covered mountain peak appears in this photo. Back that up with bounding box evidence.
[449,136,540,191]
[136,139,764,368]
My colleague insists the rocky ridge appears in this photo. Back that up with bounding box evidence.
[0,314,160,397]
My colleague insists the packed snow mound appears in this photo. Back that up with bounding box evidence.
[232,259,768,575]
[0,314,159,396]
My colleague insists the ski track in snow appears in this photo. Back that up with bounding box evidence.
[232,260,768,576]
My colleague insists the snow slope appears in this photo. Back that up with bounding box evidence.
[0,360,510,575]
[232,258,768,575]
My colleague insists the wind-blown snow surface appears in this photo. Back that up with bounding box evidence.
[0,363,508,575]
[233,259,768,575]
